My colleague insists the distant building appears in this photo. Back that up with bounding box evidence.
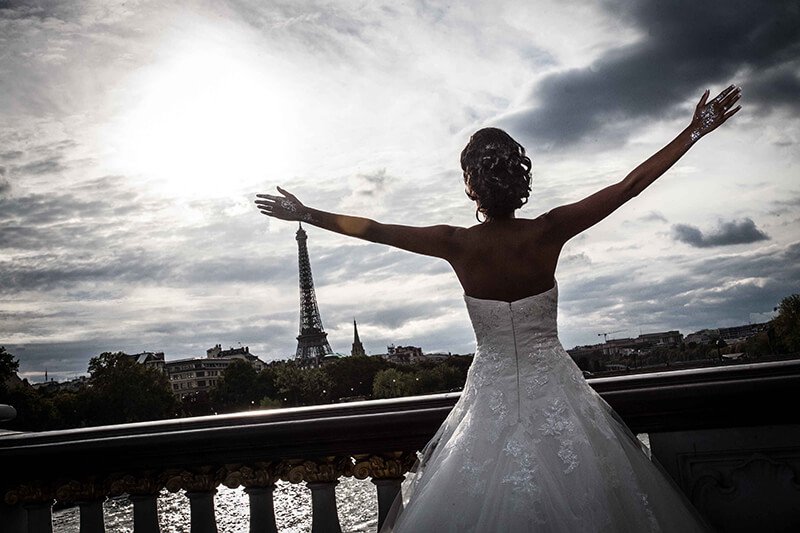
[567,344,606,371]
[59,375,89,392]
[685,329,716,345]
[127,351,166,373]
[31,375,88,392]
[685,323,768,346]
[568,330,683,371]
[637,331,683,347]
[717,323,769,343]
[3,372,26,392]
[163,345,267,399]
[380,345,424,364]
[602,338,639,356]
[422,353,451,362]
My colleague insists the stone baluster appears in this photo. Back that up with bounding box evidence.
[56,478,107,533]
[185,492,217,533]
[4,483,55,533]
[0,499,27,533]
[352,451,417,531]
[24,501,54,533]
[281,456,353,533]
[78,501,105,533]
[223,462,280,533]
[164,467,225,533]
[130,494,160,533]
[109,472,163,533]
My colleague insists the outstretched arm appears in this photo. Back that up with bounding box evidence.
[545,85,742,244]
[255,188,461,260]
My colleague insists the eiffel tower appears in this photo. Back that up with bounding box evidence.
[294,223,333,366]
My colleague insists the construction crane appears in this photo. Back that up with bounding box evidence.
[597,330,625,342]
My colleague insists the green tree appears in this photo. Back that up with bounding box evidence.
[373,368,421,399]
[85,352,176,426]
[180,390,215,417]
[744,332,771,358]
[324,356,388,400]
[255,366,278,402]
[3,386,58,431]
[0,346,20,398]
[51,390,86,429]
[774,294,800,354]
[273,362,333,406]
[212,360,260,412]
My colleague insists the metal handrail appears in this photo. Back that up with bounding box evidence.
[0,404,16,423]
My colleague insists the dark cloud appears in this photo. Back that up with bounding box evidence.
[1,252,163,292]
[0,190,137,249]
[622,211,669,228]
[671,218,770,248]
[326,300,452,331]
[769,193,800,215]
[310,241,450,287]
[503,0,800,146]
[0,150,23,161]
[0,183,298,292]
[0,245,298,293]
[747,64,800,113]
[14,156,66,176]
[226,1,373,61]
[639,211,668,223]
[353,168,389,197]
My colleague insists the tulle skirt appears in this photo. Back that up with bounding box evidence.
[380,363,714,532]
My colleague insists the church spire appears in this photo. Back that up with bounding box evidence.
[351,319,366,357]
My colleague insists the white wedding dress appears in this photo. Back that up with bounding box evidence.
[381,280,713,532]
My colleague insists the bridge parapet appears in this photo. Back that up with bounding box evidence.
[1,359,799,532]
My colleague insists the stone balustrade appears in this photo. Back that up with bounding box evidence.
[1,358,799,532]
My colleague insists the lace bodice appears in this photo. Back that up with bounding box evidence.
[464,280,560,356]
[461,280,580,416]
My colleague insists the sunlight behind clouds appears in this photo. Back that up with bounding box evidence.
[106,26,306,199]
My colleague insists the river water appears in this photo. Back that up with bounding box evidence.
[52,477,377,532]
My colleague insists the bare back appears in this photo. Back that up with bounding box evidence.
[448,216,562,302]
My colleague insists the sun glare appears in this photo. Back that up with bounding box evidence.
[109,39,304,199]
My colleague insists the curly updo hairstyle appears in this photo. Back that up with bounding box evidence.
[460,127,532,221]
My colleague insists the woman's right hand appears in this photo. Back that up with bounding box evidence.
[255,187,310,222]
[689,84,742,142]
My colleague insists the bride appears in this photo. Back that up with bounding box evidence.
[256,85,741,532]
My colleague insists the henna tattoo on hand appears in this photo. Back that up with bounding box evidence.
[690,106,719,142]
[279,198,298,213]
[689,85,741,144]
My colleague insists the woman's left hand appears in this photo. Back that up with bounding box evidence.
[255,187,309,221]
[689,84,742,142]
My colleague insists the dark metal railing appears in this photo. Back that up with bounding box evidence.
[2,358,799,532]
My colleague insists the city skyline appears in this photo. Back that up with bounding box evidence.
[15,304,780,384]
[1,1,799,382]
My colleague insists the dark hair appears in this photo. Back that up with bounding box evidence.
[460,127,532,221]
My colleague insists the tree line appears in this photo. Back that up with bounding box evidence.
[0,347,471,432]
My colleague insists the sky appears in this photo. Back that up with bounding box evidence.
[1,0,798,382]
